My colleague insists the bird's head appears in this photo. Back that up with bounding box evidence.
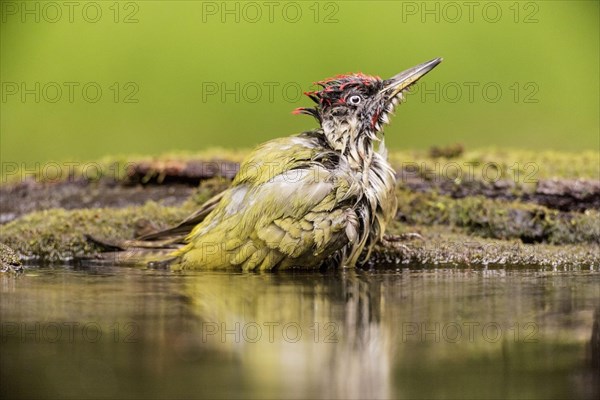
[294,58,442,152]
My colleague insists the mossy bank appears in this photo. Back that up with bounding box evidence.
[1,147,598,269]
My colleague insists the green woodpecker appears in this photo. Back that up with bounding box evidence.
[139,58,442,270]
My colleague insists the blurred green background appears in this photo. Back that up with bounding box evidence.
[1,0,598,165]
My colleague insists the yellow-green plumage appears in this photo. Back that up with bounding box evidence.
[174,133,362,270]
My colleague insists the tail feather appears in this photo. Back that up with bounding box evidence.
[85,190,226,267]
[136,191,224,241]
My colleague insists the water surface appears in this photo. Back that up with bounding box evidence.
[1,265,598,399]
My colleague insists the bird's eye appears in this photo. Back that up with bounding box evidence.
[348,95,362,105]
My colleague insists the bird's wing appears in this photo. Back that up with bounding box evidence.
[175,165,355,271]
[172,133,357,270]
[137,132,325,243]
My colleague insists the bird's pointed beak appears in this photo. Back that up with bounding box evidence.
[381,57,443,99]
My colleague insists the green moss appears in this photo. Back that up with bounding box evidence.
[373,225,599,268]
[0,149,248,185]
[388,148,600,181]
[183,177,231,207]
[0,202,192,262]
[395,188,600,244]
[3,147,598,185]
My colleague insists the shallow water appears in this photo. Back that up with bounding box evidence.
[1,265,599,399]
